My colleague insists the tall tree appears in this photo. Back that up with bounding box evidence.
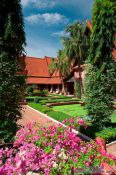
[0,0,26,142]
[85,0,116,129]
[49,50,69,94]
[62,21,90,98]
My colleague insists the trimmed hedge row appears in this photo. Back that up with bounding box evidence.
[40,98,80,105]
[26,95,73,103]
[29,102,71,122]
[26,96,49,102]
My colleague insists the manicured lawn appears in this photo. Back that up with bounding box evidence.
[52,104,87,117]
[52,104,116,123]
[27,94,116,123]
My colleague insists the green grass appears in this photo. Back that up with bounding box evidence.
[29,101,116,123]
[52,104,87,117]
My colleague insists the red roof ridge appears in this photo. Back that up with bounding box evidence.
[86,19,92,31]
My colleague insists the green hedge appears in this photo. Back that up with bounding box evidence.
[26,96,49,102]
[29,103,52,114]
[40,98,80,105]
[26,95,73,103]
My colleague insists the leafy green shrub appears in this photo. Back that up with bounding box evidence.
[33,89,41,96]
[41,89,48,95]
[95,127,116,143]
[26,86,33,95]
[32,84,38,90]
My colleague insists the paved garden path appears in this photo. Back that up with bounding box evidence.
[18,105,58,127]
[107,143,116,157]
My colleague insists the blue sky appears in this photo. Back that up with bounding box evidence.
[21,0,94,58]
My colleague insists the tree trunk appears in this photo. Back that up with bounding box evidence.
[61,78,66,95]
[78,62,83,99]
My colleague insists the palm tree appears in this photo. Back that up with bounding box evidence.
[62,21,90,98]
[49,49,69,94]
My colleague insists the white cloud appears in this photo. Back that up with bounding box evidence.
[21,0,30,7]
[21,0,56,8]
[52,31,69,37]
[32,0,56,9]
[25,13,69,25]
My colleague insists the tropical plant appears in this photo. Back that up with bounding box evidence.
[62,21,90,98]
[85,0,116,129]
[49,50,69,94]
[0,0,26,142]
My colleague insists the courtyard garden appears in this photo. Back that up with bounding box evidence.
[0,0,116,174]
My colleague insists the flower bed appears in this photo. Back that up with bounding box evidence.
[0,119,115,175]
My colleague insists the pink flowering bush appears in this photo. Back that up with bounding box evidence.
[0,119,115,175]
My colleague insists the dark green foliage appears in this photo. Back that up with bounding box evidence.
[26,86,33,95]
[32,89,48,96]
[85,0,116,129]
[85,65,116,128]
[74,81,81,98]
[0,0,25,142]
[40,98,80,105]
[88,0,116,67]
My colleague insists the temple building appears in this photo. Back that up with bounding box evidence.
[19,20,116,96]
[23,56,63,93]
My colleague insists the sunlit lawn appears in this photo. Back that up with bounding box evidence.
[52,104,87,118]
[52,104,116,123]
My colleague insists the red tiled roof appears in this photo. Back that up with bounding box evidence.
[25,56,50,77]
[26,77,62,85]
[24,56,62,85]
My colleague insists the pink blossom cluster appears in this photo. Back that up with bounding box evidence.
[0,119,115,175]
